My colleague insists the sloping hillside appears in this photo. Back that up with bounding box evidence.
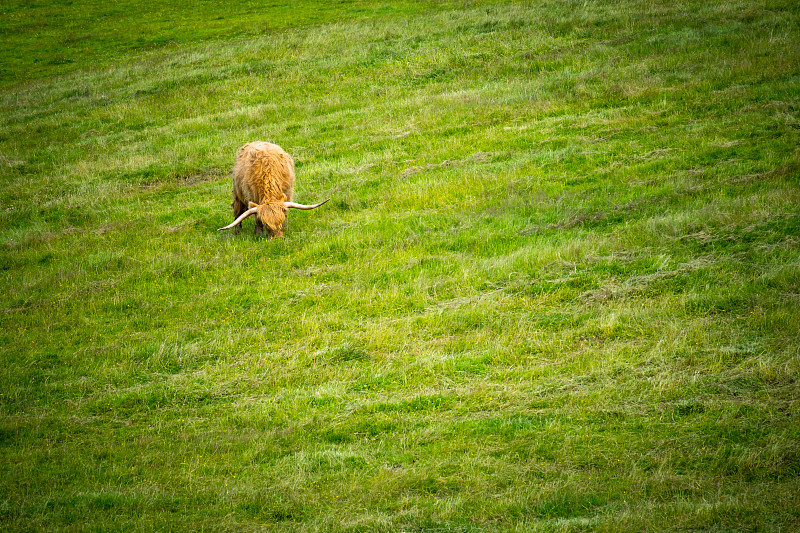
[1,1,799,530]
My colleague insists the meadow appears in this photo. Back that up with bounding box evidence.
[1,0,799,530]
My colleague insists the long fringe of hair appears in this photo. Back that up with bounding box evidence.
[256,196,288,233]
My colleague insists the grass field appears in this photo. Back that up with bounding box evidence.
[1,0,799,530]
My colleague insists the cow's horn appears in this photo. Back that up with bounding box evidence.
[218,206,258,231]
[284,198,330,210]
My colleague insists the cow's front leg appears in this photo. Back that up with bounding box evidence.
[232,198,246,235]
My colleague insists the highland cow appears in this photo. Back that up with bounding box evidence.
[218,142,328,238]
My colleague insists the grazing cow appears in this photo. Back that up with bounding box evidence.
[218,141,328,238]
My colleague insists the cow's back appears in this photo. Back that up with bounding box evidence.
[233,142,295,204]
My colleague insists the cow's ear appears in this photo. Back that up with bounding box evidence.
[248,202,259,208]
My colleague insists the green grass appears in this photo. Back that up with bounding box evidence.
[0,0,471,86]
[2,0,800,530]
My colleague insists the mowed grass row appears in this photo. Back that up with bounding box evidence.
[0,0,479,85]
[1,0,799,530]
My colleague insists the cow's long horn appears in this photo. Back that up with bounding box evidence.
[284,198,330,210]
[218,206,258,231]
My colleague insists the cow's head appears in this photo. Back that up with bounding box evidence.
[218,197,329,238]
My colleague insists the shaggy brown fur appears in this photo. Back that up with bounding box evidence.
[231,142,295,238]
